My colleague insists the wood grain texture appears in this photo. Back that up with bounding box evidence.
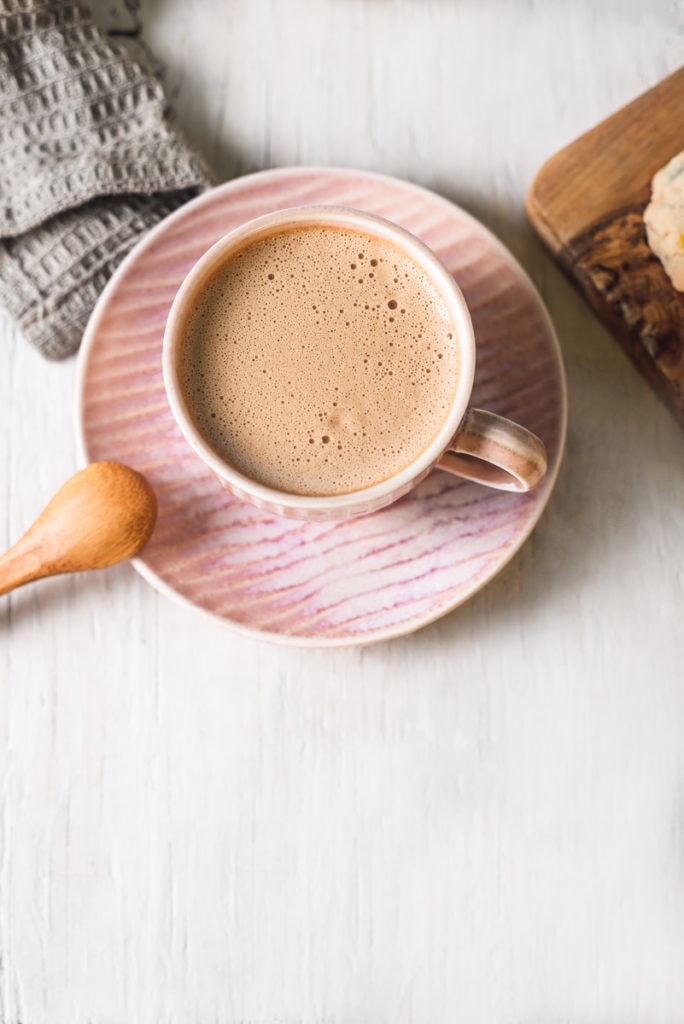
[527,66,684,427]
[3,2,684,1023]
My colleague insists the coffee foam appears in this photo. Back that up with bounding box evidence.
[181,225,460,496]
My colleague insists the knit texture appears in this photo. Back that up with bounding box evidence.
[0,0,212,357]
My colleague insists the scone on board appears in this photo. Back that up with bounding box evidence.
[644,151,684,291]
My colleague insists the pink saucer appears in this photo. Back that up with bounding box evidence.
[76,168,566,647]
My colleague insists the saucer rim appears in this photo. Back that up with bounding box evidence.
[74,165,567,648]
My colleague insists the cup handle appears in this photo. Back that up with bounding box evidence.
[437,409,547,492]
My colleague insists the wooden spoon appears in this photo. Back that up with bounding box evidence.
[0,461,157,597]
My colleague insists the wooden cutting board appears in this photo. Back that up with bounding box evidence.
[526,66,684,428]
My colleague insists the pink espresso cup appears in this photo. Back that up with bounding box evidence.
[163,206,547,522]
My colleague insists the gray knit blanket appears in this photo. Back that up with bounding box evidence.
[0,0,212,358]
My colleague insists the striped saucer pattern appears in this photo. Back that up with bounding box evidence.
[77,168,566,646]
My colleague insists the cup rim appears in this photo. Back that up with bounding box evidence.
[162,205,476,514]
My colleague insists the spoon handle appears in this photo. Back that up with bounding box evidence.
[0,532,48,596]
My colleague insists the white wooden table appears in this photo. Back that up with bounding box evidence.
[2,3,684,1021]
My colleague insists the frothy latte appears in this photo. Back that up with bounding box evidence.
[181,224,460,496]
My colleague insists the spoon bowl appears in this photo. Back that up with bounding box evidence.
[0,461,157,597]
